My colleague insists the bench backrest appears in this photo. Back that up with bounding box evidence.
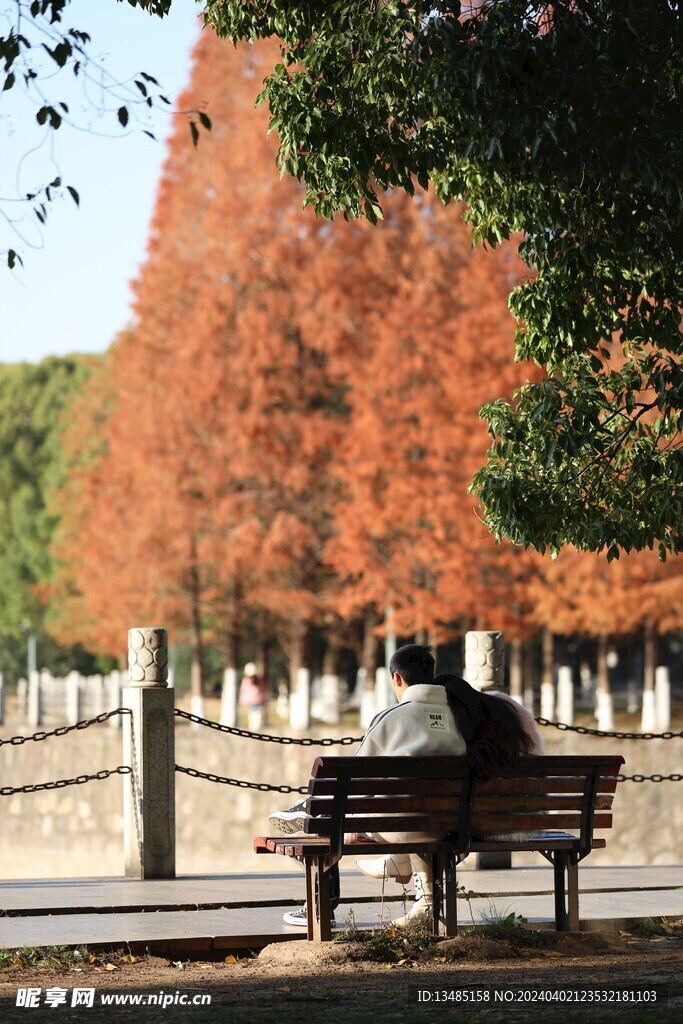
[305,755,624,860]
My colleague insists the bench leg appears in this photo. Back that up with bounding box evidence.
[553,851,580,932]
[567,854,579,932]
[304,860,315,941]
[429,855,442,937]
[310,857,332,942]
[443,853,458,937]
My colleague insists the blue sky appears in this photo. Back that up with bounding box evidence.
[1,0,202,364]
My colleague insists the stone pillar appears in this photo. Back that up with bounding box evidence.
[220,667,238,728]
[289,667,311,730]
[375,666,396,712]
[465,631,510,869]
[464,631,505,691]
[556,665,574,726]
[655,666,670,731]
[123,627,175,879]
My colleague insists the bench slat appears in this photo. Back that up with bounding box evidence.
[302,812,613,835]
[311,754,624,779]
[253,835,609,856]
[306,794,614,815]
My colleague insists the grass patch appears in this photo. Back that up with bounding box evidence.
[335,910,433,962]
[632,917,683,938]
[0,945,144,971]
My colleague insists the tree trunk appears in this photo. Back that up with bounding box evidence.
[188,537,204,701]
[595,633,614,730]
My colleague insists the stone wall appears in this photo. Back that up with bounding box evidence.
[0,718,680,879]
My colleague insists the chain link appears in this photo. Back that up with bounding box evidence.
[173,708,361,746]
[175,763,308,793]
[617,773,683,782]
[0,708,131,748]
[0,765,131,797]
[535,717,683,740]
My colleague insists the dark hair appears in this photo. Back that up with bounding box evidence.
[434,672,535,779]
[389,644,435,687]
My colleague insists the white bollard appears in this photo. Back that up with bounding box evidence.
[360,687,378,728]
[540,681,555,721]
[190,693,205,726]
[596,689,614,732]
[17,678,27,719]
[556,666,574,726]
[655,666,671,731]
[66,672,81,724]
[318,673,342,724]
[641,688,657,732]
[375,666,396,712]
[276,681,289,720]
[220,667,239,727]
[107,670,123,728]
[27,670,41,728]
[289,667,311,730]
[347,667,366,709]
[123,627,175,879]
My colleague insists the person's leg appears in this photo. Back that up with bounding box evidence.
[355,854,412,884]
[391,855,434,927]
[282,861,340,926]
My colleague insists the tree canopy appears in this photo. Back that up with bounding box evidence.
[4,1,682,558]
[203,0,683,559]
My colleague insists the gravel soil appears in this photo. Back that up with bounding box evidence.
[0,934,680,1024]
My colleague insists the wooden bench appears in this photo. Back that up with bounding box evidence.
[255,754,624,941]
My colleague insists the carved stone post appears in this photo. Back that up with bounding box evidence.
[123,627,175,879]
[464,631,510,870]
[464,631,505,691]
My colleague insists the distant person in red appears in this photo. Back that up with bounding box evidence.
[239,662,269,731]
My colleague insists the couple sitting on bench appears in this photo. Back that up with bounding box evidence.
[268,643,544,927]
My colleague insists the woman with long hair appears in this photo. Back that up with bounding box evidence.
[355,670,544,926]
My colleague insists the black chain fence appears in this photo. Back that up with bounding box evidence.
[0,708,131,747]
[173,708,361,745]
[175,763,308,793]
[535,717,683,740]
[0,766,131,797]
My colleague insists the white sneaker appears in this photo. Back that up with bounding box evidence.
[355,854,412,884]
[392,897,433,928]
[282,905,336,927]
[269,800,308,835]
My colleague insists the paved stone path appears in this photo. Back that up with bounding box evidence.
[0,865,680,952]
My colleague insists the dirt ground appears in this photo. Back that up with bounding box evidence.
[0,933,681,1024]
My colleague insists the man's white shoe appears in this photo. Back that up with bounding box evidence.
[355,854,412,885]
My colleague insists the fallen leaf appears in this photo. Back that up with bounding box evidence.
[12,958,22,965]
[104,964,118,972]
[121,954,138,963]
[433,956,447,963]
[224,955,238,964]
[279,986,291,992]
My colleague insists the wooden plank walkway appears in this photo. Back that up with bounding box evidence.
[0,866,681,952]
